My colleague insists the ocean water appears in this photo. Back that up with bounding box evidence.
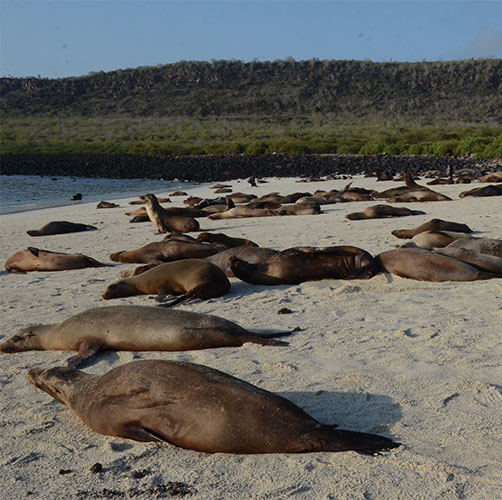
[0,175,193,214]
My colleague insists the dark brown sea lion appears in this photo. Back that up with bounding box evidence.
[26,221,97,237]
[272,203,321,216]
[459,185,502,198]
[5,247,110,273]
[391,219,473,239]
[443,238,502,258]
[28,359,399,454]
[345,205,425,220]
[1,306,292,366]
[372,173,450,201]
[169,191,188,196]
[109,240,227,264]
[197,232,259,248]
[434,247,502,275]
[96,201,120,209]
[214,188,233,193]
[376,248,497,281]
[102,259,230,307]
[140,194,200,233]
[207,247,278,277]
[230,246,377,285]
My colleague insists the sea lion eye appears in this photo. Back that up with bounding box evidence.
[11,335,23,342]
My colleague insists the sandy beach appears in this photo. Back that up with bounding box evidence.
[1,175,501,499]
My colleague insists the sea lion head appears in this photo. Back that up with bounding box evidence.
[27,366,87,407]
[350,251,379,279]
[0,326,45,353]
[102,279,138,300]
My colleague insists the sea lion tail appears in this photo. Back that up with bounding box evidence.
[323,429,400,454]
[156,292,196,308]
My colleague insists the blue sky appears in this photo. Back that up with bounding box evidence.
[1,0,501,78]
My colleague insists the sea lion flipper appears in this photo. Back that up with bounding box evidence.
[66,342,101,368]
[122,425,171,443]
[156,292,196,308]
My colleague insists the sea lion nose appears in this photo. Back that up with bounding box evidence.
[27,368,44,382]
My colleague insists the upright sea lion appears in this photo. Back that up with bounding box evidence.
[197,232,259,248]
[26,221,97,237]
[28,359,399,454]
[399,231,472,250]
[5,247,110,273]
[345,205,425,221]
[140,194,200,233]
[1,306,292,366]
[230,246,377,285]
[459,184,502,198]
[102,259,230,307]
[443,237,502,258]
[207,247,278,277]
[376,248,497,282]
[391,219,473,239]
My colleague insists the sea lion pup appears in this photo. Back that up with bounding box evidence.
[375,248,497,282]
[207,247,278,277]
[434,247,502,275]
[109,240,227,264]
[443,237,502,258]
[459,184,502,198]
[345,205,425,221]
[139,194,200,233]
[230,246,377,285]
[102,259,230,307]
[399,231,472,250]
[197,232,259,248]
[26,221,97,237]
[1,306,292,365]
[391,219,473,239]
[96,201,120,209]
[5,247,110,273]
[28,359,399,454]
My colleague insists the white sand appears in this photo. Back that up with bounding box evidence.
[1,175,501,499]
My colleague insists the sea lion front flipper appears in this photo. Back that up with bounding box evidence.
[66,342,101,368]
[156,292,196,308]
[123,425,171,443]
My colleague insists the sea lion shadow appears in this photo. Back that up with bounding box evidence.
[0,270,11,277]
[226,281,290,298]
[281,390,402,431]
[72,350,121,369]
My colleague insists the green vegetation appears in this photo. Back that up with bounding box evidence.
[1,59,501,158]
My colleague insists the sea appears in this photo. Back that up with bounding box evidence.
[0,175,194,215]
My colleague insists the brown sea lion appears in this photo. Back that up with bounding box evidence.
[443,238,502,258]
[230,246,377,285]
[208,206,276,220]
[372,173,450,201]
[197,232,259,248]
[109,240,227,264]
[102,259,230,307]
[140,194,200,233]
[477,172,502,183]
[96,201,120,209]
[459,185,502,198]
[256,192,312,204]
[125,207,147,217]
[28,359,399,454]
[272,203,321,216]
[214,188,233,193]
[376,248,497,281]
[169,191,188,196]
[1,306,292,366]
[399,231,472,250]
[26,221,97,237]
[434,247,502,275]
[391,219,473,239]
[228,193,258,204]
[207,247,278,277]
[210,184,232,189]
[345,205,425,220]
[5,247,110,273]
[386,191,451,202]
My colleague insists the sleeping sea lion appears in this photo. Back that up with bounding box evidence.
[28,359,400,454]
[345,205,425,220]
[102,259,230,307]
[5,247,110,273]
[399,231,472,250]
[459,185,502,198]
[207,247,278,277]
[443,237,502,258]
[230,246,377,285]
[391,219,473,239]
[27,221,97,237]
[1,306,292,366]
[434,247,502,275]
[197,232,259,248]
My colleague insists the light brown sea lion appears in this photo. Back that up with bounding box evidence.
[197,232,259,248]
[391,219,473,239]
[140,194,200,233]
[1,306,292,366]
[230,246,378,285]
[125,207,147,216]
[372,173,450,201]
[26,221,97,237]
[386,191,451,202]
[434,247,502,275]
[443,237,502,258]
[129,197,171,205]
[376,248,497,282]
[272,203,321,216]
[183,196,203,206]
[459,185,502,198]
[208,206,276,220]
[477,172,502,183]
[399,231,472,250]
[5,247,110,273]
[345,205,425,220]
[228,193,258,204]
[207,247,278,277]
[96,201,120,209]
[28,359,399,454]
[102,259,230,307]
[109,240,227,264]
[214,187,233,193]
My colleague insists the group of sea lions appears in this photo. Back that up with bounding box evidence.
[3,170,502,456]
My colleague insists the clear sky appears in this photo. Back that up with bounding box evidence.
[1,0,501,78]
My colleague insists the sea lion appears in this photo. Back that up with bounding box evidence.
[1,306,292,366]
[391,219,473,239]
[372,173,450,201]
[214,188,233,193]
[169,191,188,196]
[140,194,200,233]
[272,203,321,216]
[102,259,230,307]
[96,201,119,209]
[207,247,278,277]
[109,240,227,264]
[28,359,399,454]
[399,231,472,250]
[26,221,97,237]
[376,248,497,282]
[459,185,502,198]
[386,191,451,202]
[208,206,276,220]
[443,237,502,258]
[197,232,259,248]
[345,205,425,221]
[71,193,82,201]
[230,246,377,285]
[477,172,502,183]
[5,247,110,273]
[434,247,502,275]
